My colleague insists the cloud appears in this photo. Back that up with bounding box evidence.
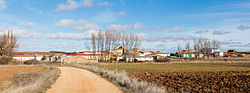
[90,10,121,23]
[55,19,100,30]
[74,20,101,30]
[116,11,126,17]
[20,22,34,28]
[0,27,42,39]
[0,0,7,11]
[133,23,149,30]
[74,22,100,30]
[45,30,97,40]
[96,1,112,6]
[195,30,209,34]
[56,0,93,11]
[107,23,179,32]
[55,19,74,27]
[221,41,242,45]
[170,27,182,32]
[229,43,250,47]
[138,33,196,42]
[18,42,83,52]
[183,12,250,17]
[56,0,112,11]
[212,30,230,35]
[238,25,250,30]
[107,24,131,31]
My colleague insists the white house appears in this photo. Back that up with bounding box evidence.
[125,56,153,62]
[116,56,124,61]
[13,54,43,61]
[214,51,224,56]
[181,53,196,58]
[207,49,221,54]
[155,53,170,57]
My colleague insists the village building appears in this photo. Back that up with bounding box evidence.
[13,53,43,61]
[124,56,154,62]
[214,50,224,56]
[155,53,170,57]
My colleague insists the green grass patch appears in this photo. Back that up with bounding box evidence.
[96,63,250,73]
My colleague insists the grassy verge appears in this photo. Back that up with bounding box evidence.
[0,65,42,85]
[68,64,168,93]
[95,63,250,73]
[0,65,61,93]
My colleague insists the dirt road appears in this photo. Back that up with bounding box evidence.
[47,67,122,93]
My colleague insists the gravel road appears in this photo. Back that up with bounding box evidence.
[47,67,122,93]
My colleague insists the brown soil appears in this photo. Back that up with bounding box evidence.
[214,63,250,67]
[0,66,42,85]
[47,67,122,93]
[130,71,250,92]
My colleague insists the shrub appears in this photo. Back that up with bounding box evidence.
[0,56,12,64]
[23,60,41,65]
[157,58,171,62]
[0,65,61,93]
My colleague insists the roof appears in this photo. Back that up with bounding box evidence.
[66,54,103,56]
[155,53,170,54]
[15,53,24,55]
[14,55,34,57]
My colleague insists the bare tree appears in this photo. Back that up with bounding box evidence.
[211,39,220,58]
[91,33,96,59]
[177,43,182,59]
[0,31,17,64]
[193,39,201,59]
[132,33,141,62]
[185,41,190,50]
[211,39,220,49]
[89,30,141,62]
[84,40,92,59]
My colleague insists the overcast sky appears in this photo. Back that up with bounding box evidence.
[0,0,250,52]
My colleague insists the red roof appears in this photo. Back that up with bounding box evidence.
[150,51,155,53]
[14,55,34,57]
[15,53,24,55]
[66,54,103,56]
[155,53,170,54]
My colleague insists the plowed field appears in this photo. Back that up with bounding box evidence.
[130,71,250,92]
[0,66,42,85]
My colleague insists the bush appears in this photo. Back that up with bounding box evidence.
[0,56,12,64]
[0,65,61,93]
[23,60,41,65]
[156,58,171,62]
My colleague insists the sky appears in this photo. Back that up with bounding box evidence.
[0,0,250,52]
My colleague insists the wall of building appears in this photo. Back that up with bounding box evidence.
[63,56,98,63]
[13,57,35,61]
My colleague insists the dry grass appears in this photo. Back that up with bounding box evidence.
[0,65,42,85]
[95,63,250,73]
[0,65,60,93]
[69,64,168,93]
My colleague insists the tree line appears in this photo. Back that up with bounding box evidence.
[86,30,141,62]
[177,37,221,59]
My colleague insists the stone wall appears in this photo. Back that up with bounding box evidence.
[63,56,98,63]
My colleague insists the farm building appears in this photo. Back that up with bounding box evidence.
[181,53,196,58]
[13,53,43,61]
[62,54,100,63]
[125,56,154,62]
[155,53,170,57]
[214,51,224,56]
